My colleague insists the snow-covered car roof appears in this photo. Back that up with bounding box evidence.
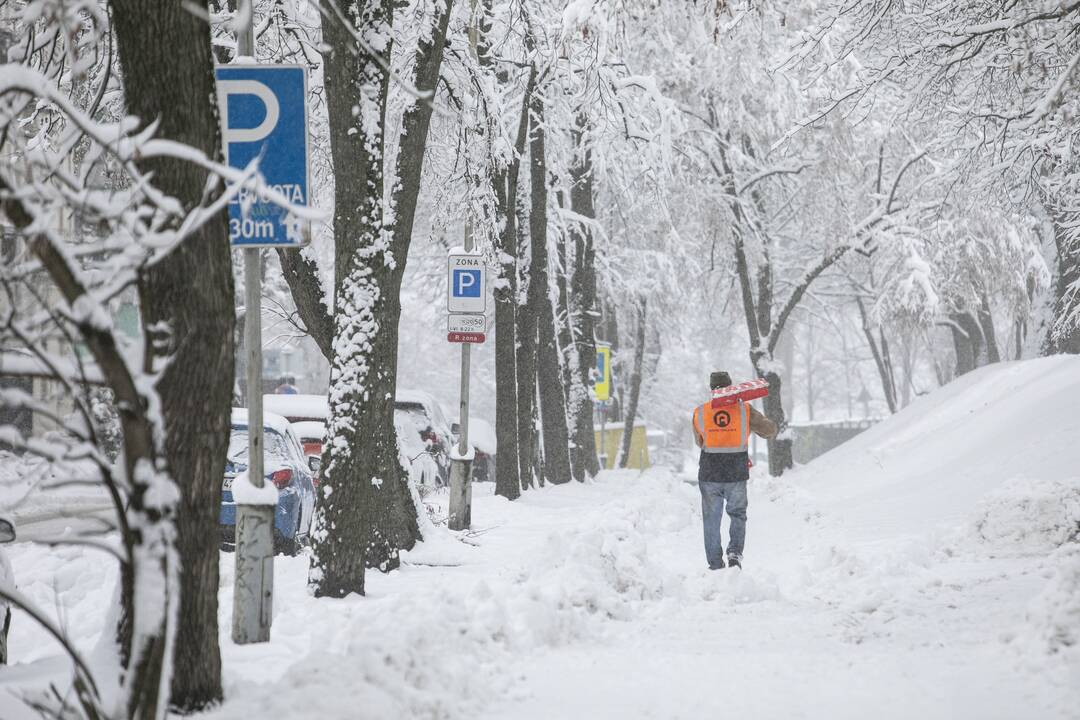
[459,417,496,455]
[231,407,294,437]
[395,389,439,407]
[262,394,329,422]
[292,420,326,444]
[395,389,451,434]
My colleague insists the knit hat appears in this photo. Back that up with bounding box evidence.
[710,371,732,389]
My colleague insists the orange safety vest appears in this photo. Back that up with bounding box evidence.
[693,400,750,453]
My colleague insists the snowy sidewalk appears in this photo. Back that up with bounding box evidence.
[206,465,1076,719]
[476,472,1074,719]
[3,465,1077,719]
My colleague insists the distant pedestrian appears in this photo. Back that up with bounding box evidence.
[691,371,777,569]
[275,375,299,394]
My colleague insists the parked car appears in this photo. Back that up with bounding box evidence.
[264,392,444,488]
[0,516,14,665]
[451,417,497,482]
[220,409,317,555]
[264,394,329,483]
[395,413,441,488]
[395,389,453,484]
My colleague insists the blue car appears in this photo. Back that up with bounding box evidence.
[220,408,317,555]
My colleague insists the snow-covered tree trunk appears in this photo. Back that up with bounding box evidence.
[566,114,600,481]
[490,64,534,500]
[493,183,521,500]
[948,312,983,377]
[515,73,541,492]
[529,89,573,485]
[1045,217,1080,354]
[516,239,539,491]
[617,300,646,468]
[277,247,334,362]
[856,297,898,414]
[110,1,232,709]
[307,0,452,587]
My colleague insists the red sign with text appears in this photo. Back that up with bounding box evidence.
[448,332,486,344]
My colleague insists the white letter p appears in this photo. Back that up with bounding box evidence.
[217,79,280,147]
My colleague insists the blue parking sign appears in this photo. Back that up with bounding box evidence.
[453,270,482,298]
[215,64,309,247]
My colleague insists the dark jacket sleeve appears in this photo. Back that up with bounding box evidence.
[748,406,778,440]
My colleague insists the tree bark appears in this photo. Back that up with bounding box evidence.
[529,90,573,485]
[567,113,600,480]
[949,311,982,376]
[110,1,232,710]
[1044,213,1080,354]
[493,182,521,501]
[515,78,540,492]
[310,0,452,592]
[492,71,534,500]
[760,368,792,473]
[516,265,538,491]
[977,292,1000,364]
[617,300,646,468]
[276,247,333,361]
[856,297,897,414]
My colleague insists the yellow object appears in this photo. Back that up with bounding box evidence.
[595,345,612,401]
[595,422,651,470]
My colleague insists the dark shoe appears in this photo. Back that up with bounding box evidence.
[709,559,726,570]
[727,553,742,569]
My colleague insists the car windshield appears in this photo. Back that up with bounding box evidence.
[428,400,450,434]
[227,426,292,468]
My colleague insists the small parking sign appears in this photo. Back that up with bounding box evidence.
[447,253,487,313]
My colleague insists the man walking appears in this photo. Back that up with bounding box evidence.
[692,371,777,569]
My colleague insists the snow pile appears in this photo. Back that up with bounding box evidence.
[524,491,670,619]
[965,476,1080,554]
[1021,545,1080,661]
[202,471,707,719]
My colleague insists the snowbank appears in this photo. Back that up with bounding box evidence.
[202,471,704,720]
[790,356,1080,545]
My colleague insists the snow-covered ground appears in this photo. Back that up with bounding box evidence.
[2,357,1079,718]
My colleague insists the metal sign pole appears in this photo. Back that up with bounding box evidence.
[448,224,474,531]
[449,13,483,531]
[231,1,274,645]
[600,403,607,469]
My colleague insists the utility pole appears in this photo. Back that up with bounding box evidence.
[231,0,274,645]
